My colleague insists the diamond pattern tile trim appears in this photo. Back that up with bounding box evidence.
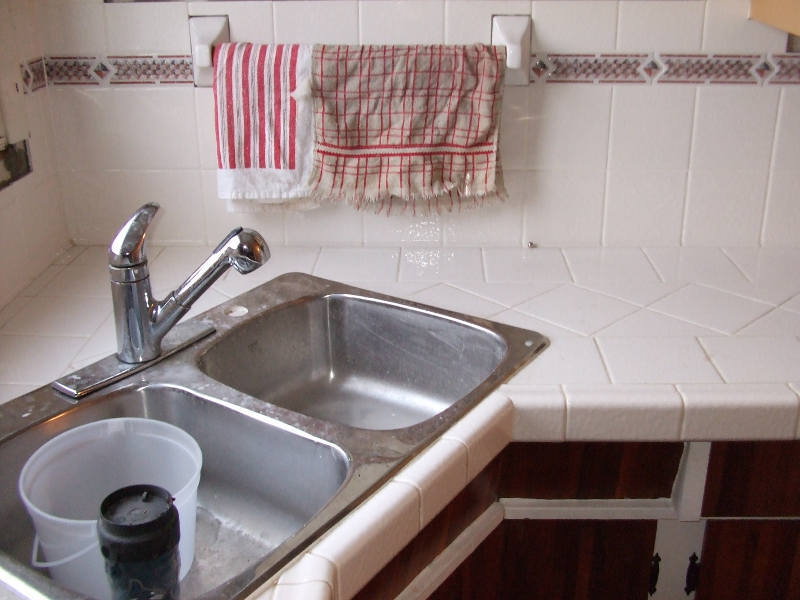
[22,53,800,92]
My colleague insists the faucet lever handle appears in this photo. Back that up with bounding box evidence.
[109,203,160,268]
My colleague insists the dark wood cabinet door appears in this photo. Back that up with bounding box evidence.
[430,520,657,600]
[703,441,800,517]
[695,520,800,600]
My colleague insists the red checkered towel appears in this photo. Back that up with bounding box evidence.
[309,45,507,213]
[214,42,317,210]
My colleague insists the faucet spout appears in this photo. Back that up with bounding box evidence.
[109,204,270,364]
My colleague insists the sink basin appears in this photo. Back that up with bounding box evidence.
[0,385,349,599]
[0,272,548,599]
[198,293,509,430]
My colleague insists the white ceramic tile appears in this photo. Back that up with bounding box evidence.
[762,169,800,247]
[562,248,660,285]
[512,338,610,385]
[597,337,723,384]
[773,88,800,172]
[576,281,683,307]
[505,385,565,441]
[702,0,788,53]
[515,284,637,335]
[0,334,87,384]
[277,553,335,587]
[363,212,442,246]
[212,247,320,298]
[644,247,750,289]
[442,197,525,248]
[691,87,780,172]
[195,89,218,171]
[310,480,419,600]
[499,87,530,171]
[1,296,110,338]
[5,1,42,63]
[531,1,618,53]
[650,284,772,334]
[596,309,721,337]
[399,248,483,282]
[69,246,110,269]
[39,264,111,298]
[38,0,107,55]
[737,309,800,337]
[285,205,364,246]
[678,383,799,439]
[0,297,26,330]
[313,247,400,282]
[16,178,72,272]
[250,584,276,600]
[0,199,29,307]
[104,2,190,55]
[442,392,513,480]
[483,247,570,283]
[604,170,687,247]
[700,336,800,383]
[523,170,606,247]
[188,1,274,44]
[394,438,468,528]
[528,86,612,170]
[70,314,117,370]
[683,169,768,247]
[410,284,507,318]
[360,1,444,44]
[273,1,359,44]
[494,310,576,341]
[609,86,695,170]
[63,170,206,247]
[444,0,530,44]
[451,281,559,309]
[0,383,38,405]
[785,294,800,314]
[565,384,683,440]
[273,581,330,600]
[17,266,63,298]
[617,1,704,52]
[723,247,800,286]
[51,88,200,172]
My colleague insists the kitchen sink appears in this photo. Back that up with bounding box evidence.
[0,272,548,599]
[198,294,509,430]
[0,384,349,599]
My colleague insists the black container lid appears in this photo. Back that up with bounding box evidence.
[97,484,180,562]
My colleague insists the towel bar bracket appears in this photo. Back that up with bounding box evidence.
[492,15,532,86]
[189,15,230,87]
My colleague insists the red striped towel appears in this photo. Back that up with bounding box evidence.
[309,45,507,214]
[214,42,316,210]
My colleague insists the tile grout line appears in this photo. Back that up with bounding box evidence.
[719,247,755,284]
[758,86,784,246]
[679,87,700,245]
[591,337,614,385]
[694,336,727,384]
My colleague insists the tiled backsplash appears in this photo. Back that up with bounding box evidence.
[0,0,799,308]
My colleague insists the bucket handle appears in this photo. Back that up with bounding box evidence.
[31,535,98,569]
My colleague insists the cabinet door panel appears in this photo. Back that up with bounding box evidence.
[696,520,800,600]
[430,520,656,600]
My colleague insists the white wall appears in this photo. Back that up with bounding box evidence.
[0,0,70,308]
[1,0,798,305]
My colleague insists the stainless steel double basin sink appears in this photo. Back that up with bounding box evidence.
[0,273,547,599]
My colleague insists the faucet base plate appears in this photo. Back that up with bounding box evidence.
[51,320,216,399]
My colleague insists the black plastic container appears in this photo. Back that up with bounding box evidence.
[97,484,181,600]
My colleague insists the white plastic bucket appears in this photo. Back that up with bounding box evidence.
[18,417,202,600]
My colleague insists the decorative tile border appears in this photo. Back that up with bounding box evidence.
[21,55,194,92]
[531,52,800,85]
[20,52,800,92]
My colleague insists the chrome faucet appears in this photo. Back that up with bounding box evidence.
[109,203,270,363]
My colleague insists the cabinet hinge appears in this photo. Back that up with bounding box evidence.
[649,553,661,596]
[685,552,700,595]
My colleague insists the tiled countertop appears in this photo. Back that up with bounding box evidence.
[3,244,800,441]
[2,244,800,600]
